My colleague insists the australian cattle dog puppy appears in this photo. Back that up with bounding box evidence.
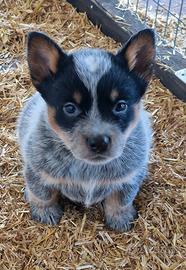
[17,29,155,231]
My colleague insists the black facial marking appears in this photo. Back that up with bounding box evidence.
[38,55,93,130]
[97,54,146,131]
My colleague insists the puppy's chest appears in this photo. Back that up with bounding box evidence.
[43,156,116,205]
[60,179,112,206]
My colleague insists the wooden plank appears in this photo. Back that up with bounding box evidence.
[67,0,186,102]
[155,65,186,101]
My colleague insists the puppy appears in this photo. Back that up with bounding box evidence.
[17,29,155,231]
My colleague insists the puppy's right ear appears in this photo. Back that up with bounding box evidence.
[27,32,66,89]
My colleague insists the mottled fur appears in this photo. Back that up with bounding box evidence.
[17,29,155,231]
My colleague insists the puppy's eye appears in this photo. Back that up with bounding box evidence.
[113,100,127,114]
[63,103,80,117]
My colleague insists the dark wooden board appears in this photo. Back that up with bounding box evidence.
[67,0,186,102]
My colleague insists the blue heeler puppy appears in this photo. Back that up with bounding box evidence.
[17,29,155,231]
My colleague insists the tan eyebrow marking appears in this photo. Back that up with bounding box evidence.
[73,91,82,104]
[110,89,119,102]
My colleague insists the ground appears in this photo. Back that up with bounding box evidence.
[0,0,185,269]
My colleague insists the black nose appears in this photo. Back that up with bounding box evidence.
[86,135,111,153]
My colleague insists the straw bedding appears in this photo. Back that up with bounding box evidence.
[0,1,185,269]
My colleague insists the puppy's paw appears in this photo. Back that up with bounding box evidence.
[105,204,137,232]
[30,203,64,225]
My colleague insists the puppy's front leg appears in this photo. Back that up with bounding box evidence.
[24,166,63,225]
[104,184,139,232]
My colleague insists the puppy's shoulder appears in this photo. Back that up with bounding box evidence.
[140,106,153,138]
[17,92,45,144]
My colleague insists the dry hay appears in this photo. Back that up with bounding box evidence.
[0,0,186,269]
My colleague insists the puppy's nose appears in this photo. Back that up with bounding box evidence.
[86,135,111,153]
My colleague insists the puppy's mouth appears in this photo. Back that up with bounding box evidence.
[90,154,108,161]
[81,153,114,165]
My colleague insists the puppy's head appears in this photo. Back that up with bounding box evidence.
[27,29,155,165]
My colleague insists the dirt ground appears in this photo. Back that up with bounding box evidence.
[0,0,185,269]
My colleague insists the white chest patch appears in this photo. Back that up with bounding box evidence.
[83,179,97,207]
[84,56,99,73]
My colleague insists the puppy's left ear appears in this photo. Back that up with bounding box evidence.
[117,29,156,83]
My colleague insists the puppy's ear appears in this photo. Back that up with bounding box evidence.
[117,29,155,82]
[27,32,65,89]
